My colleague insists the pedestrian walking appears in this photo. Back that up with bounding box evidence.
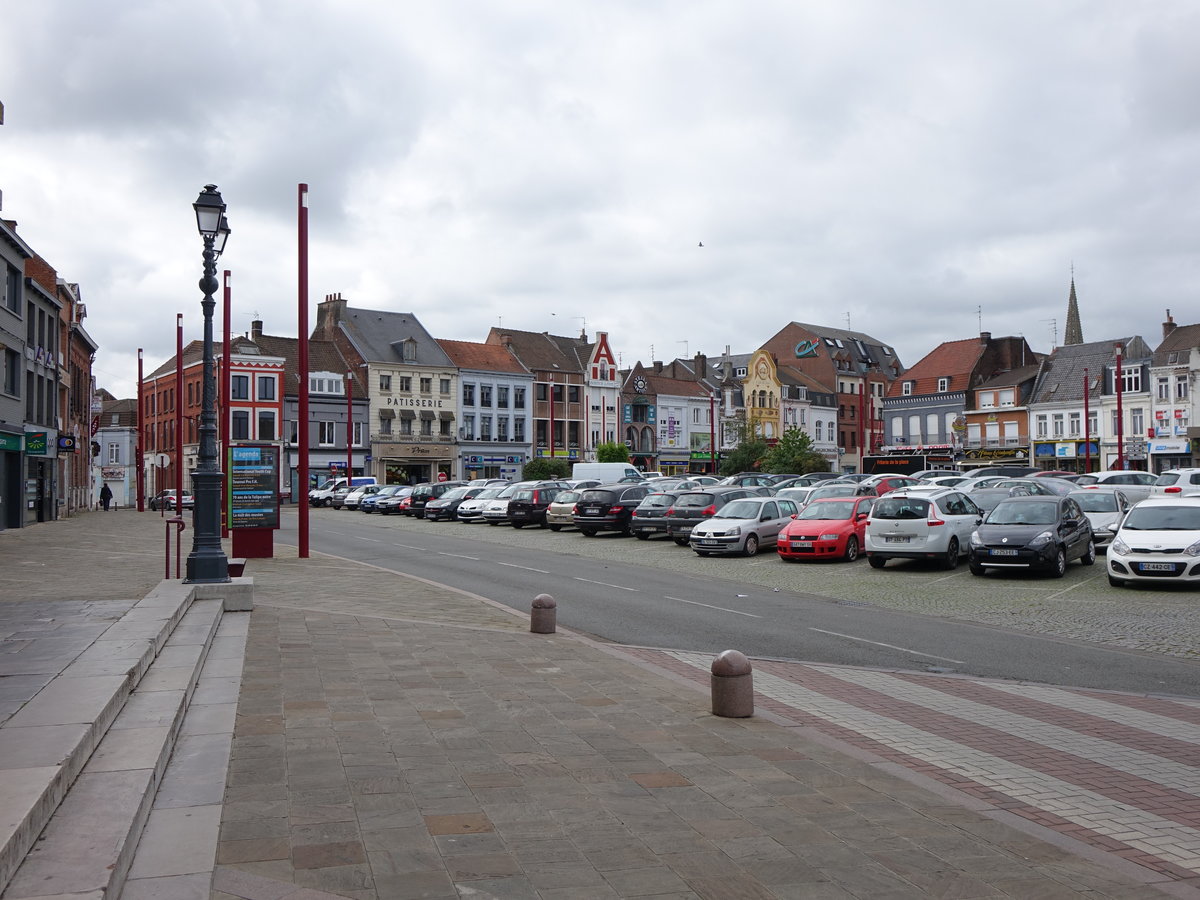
[99,483,113,512]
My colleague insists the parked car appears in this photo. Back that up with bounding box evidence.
[1151,468,1200,499]
[665,487,757,545]
[507,482,571,528]
[481,481,540,525]
[457,486,505,523]
[149,489,194,511]
[375,486,414,515]
[911,469,959,480]
[1031,470,1080,480]
[988,477,1078,497]
[545,490,582,531]
[921,475,971,488]
[341,484,382,510]
[360,484,405,513]
[309,476,377,506]
[967,496,1095,577]
[773,472,841,490]
[425,486,488,522]
[1068,488,1131,551]
[573,483,653,536]
[689,496,801,556]
[1072,470,1159,503]
[717,473,777,488]
[775,486,819,509]
[859,474,924,496]
[630,491,685,540]
[804,483,869,504]
[408,481,467,518]
[779,496,874,562]
[1106,497,1200,587]
[962,466,1038,479]
[328,486,353,509]
[865,488,982,569]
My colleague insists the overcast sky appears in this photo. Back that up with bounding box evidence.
[3,1,1198,399]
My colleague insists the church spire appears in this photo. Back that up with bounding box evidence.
[1063,273,1083,345]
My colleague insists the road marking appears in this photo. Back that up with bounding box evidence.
[395,543,426,551]
[926,570,968,584]
[574,577,638,592]
[808,628,966,664]
[1043,576,1100,602]
[359,537,381,543]
[664,596,761,618]
[499,562,551,574]
[438,552,480,561]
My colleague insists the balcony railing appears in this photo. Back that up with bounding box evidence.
[962,437,1029,449]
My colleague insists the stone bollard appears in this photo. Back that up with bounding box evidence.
[710,650,753,717]
[530,593,557,634]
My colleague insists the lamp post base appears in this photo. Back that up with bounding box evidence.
[186,468,229,584]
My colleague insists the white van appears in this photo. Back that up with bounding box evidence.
[309,476,378,507]
[570,462,644,484]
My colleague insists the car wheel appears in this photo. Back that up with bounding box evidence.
[581,529,597,537]
[1050,548,1067,578]
[941,538,959,570]
[844,536,859,562]
[549,524,561,532]
[867,555,886,569]
[969,562,986,576]
[673,537,688,546]
[743,535,759,557]
[512,523,524,529]
[635,532,650,541]
[1081,540,1096,566]
[324,498,333,507]
[1108,574,1126,588]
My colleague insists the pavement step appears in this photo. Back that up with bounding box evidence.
[0,596,223,900]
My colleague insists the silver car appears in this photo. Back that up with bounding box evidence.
[688,496,801,557]
[545,490,581,531]
[1073,470,1158,503]
[456,487,504,523]
[1068,488,1131,550]
[865,488,983,569]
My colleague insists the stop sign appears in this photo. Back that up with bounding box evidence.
[437,471,447,482]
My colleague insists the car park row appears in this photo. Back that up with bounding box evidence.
[306,469,1200,587]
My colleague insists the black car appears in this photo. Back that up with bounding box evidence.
[630,491,685,540]
[408,481,467,519]
[423,485,487,521]
[507,482,571,528]
[967,496,1095,578]
[573,483,653,536]
[665,487,756,546]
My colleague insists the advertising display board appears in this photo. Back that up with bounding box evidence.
[228,444,280,530]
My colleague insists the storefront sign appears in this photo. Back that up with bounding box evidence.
[0,432,21,452]
[385,396,444,408]
[101,466,125,479]
[228,444,280,529]
[1150,439,1190,454]
[964,447,1029,460]
[24,432,47,455]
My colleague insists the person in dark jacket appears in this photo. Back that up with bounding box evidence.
[100,483,113,511]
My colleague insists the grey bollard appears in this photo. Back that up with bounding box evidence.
[530,593,557,634]
[711,650,753,717]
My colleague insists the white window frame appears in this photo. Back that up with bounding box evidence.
[257,375,276,401]
[937,377,949,392]
[107,442,120,464]
[318,421,336,447]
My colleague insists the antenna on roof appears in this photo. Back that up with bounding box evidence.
[1042,318,1058,348]
[977,305,982,333]
[845,312,851,330]
[678,340,688,357]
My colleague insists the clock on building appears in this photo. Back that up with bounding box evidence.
[633,375,647,393]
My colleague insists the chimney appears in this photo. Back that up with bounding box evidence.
[694,352,707,379]
[314,292,347,340]
[499,333,512,348]
[980,331,991,345]
[1163,309,1177,341]
[251,319,263,342]
[653,360,663,373]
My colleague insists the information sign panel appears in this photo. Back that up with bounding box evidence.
[228,444,280,529]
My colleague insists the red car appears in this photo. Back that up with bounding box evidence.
[778,496,874,562]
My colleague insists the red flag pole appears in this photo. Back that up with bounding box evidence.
[298,184,310,558]
[1083,367,1092,474]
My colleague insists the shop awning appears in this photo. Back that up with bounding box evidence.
[398,409,415,419]
[420,410,435,419]
[439,411,455,421]
[378,408,395,419]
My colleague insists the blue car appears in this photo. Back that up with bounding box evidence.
[360,484,404,513]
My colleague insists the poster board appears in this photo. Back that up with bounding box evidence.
[228,444,280,530]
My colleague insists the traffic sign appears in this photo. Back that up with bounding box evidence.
[154,453,171,468]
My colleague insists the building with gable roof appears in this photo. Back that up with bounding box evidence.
[1148,310,1197,471]
[620,361,716,474]
[96,396,138,508]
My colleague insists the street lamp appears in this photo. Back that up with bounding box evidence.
[185,185,231,583]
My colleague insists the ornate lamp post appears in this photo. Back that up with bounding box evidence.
[185,185,231,583]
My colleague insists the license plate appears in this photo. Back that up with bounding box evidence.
[885,536,910,543]
[586,507,600,515]
[792,541,813,549]
[989,548,1019,556]
[1138,562,1176,572]
[643,526,661,531]
[699,539,719,546]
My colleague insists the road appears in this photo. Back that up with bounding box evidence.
[278,508,1200,698]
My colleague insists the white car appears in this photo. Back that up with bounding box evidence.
[456,487,504,523]
[1107,497,1200,588]
[1151,468,1200,499]
[341,484,381,510]
[1073,470,1159,503]
[865,488,983,570]
[480,481,537,525]
[688,496,800,557]
[1068,488,1131,551]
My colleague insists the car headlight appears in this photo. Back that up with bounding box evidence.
[1186,539,1200,558]
[723,526,742,537]
[820,533,840,541]
[1112,537,1130,554]
[969,530,983,546]
[1028,530,1054,548]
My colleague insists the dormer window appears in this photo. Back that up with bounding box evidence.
[902,381,914,396]
[937,377,949,392]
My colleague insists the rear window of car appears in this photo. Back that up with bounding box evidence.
[513,490,533,501]
[674,493,715,509]
[872,497,931,520]
[554,491,579,504]
[1074,475,1098,486]
[638,493,676,509]
[1155,473,1180,486]
[412,486,433,499]
[578,490,616,504]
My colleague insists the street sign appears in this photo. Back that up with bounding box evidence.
[154,453,171,468]
[437,471,447,482]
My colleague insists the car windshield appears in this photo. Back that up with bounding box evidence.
[986,501,1058,525]
[1073,475,1098,486]
[441,488,469,500]
[872,498,930,520]
[674,493,715,509]
[638,493,676,510]
[1071,492,1119,512]
[798,500,855,520]
[554,491,580,504]
[715,499,765,519]
[376,486,402,496]
[474,488,502,500]
[1121,507,1200,530]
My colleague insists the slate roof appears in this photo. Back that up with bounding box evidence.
[1153,323,1200,367]
[777,365,835,397]
[145,336,287,381]
[974,363,1042,392]
[437,339,531,375]
[784,322,902,373]
[485,328,592,374]
[1029,336,1153,406]
[887,338,985,397]
[251,333,366,399]
[339,308,454,367]
[637,373,711,398]
[99,397,138,428]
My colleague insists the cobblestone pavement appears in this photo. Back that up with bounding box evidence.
[340,510,1200,660]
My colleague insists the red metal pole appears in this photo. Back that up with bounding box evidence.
[298,184,310,558]
[858,381,865,466]
[222,270,231,538]
[709,391,717,474]
[1115,344,1125,470]
[548,375,555,460]
[176,313,184,510]
[346,371,354,478]
[1083,367,1092,474]
[137,349,145,511]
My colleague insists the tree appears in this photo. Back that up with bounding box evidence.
[522,457,571,480]
[596,442,629,463]
[719,416,767,475]
[762,428,830,475]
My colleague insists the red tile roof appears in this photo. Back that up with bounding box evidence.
[437,339,530,375]
[886,337,984,398]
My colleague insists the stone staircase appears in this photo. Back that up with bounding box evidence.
[0,579,252,900]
